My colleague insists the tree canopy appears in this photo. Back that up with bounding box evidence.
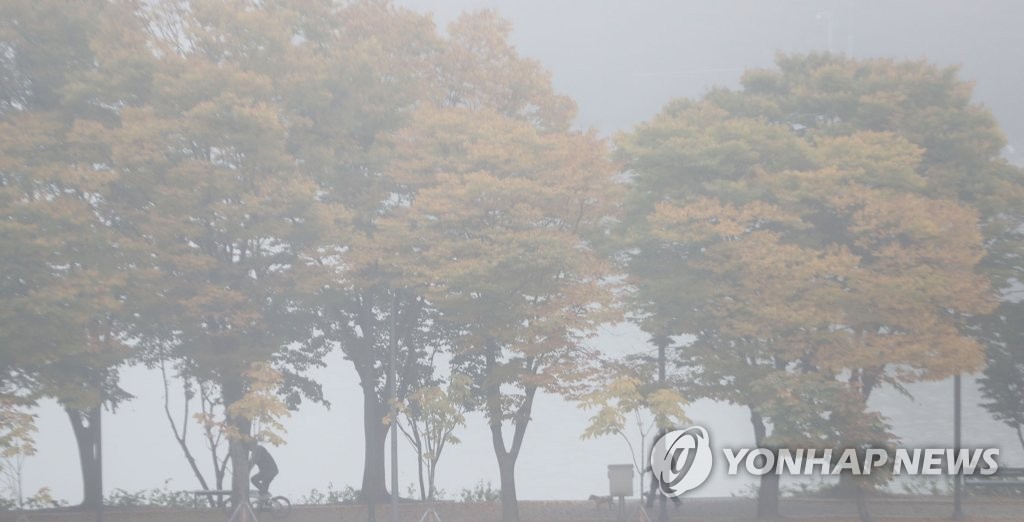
[617,53,1018,518]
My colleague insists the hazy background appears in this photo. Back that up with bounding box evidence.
[23,0,1024,503]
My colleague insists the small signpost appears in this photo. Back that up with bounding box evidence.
[227,500,259,522]
[418,508,442,522]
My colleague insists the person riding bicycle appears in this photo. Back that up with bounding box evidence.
[248,441,279,499]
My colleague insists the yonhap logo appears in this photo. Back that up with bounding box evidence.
[651,426,714,496]
[648,425,1001,499]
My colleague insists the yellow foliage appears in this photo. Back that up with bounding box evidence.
[224,362,290,446]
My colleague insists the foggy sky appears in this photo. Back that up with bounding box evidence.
[402,0,1024,159]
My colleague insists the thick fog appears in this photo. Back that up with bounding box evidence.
[10,0,1024,511]
[402,0,1024,158]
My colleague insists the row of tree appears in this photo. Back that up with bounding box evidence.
[0,2,617,521]
[2,2,1023,521]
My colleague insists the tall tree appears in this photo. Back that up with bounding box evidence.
[618,54,1007,518]
[274,1,440,503]
[975,303,1024,452]
[104,0,339,504]
[375,90,619,519]
[708,53,1024,415]
[0,0,147,508]
[122,0,452,505]
[304,10,592,506]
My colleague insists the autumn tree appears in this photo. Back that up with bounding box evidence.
[349,18,617,518]
[360,20,623,517]
[373,45,621,515]
[155,359,232,498]
[618,54,1008,518]
[579,356,688,499]
[975,303,1024,452]
[397,374,470,501]
[0,0,150,508]
[272,1,441,503]
[708,52,1024,407]
[294,11,600,509]
[97,0,351,504]
[377,138,618,522]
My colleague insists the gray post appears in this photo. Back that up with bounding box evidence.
[390,291,400,522]
[96,408,103,522]
[657,338,668,522]
[953,374,964,519]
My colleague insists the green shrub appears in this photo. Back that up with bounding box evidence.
[459,481,499,503]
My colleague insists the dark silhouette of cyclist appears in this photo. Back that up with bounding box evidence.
[248,441,278,498]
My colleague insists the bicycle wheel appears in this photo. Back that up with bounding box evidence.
[267,496,291,519]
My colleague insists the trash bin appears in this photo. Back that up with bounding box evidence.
[608,464,634,497]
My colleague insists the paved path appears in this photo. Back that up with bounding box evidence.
[1,496,1021,522]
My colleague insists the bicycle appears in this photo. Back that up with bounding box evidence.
[224,489,292,520]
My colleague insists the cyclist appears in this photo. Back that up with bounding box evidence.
[248,441,279,499]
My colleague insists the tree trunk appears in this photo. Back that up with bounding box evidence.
[427,456,438,501]
[66,405,103,510]
[837,471,860,497]
[483,339,536,522]
[415,437,426,501]
[495,449,519,522]
[360,382,390,503]
[837,368,879,501]
[758,470,781,519]
[221,376,252,508]
[750,409,780,519]
[639,437,646,506]
[1016,424,1024,456]
[488,399,533,522]
[855,482,873,522]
